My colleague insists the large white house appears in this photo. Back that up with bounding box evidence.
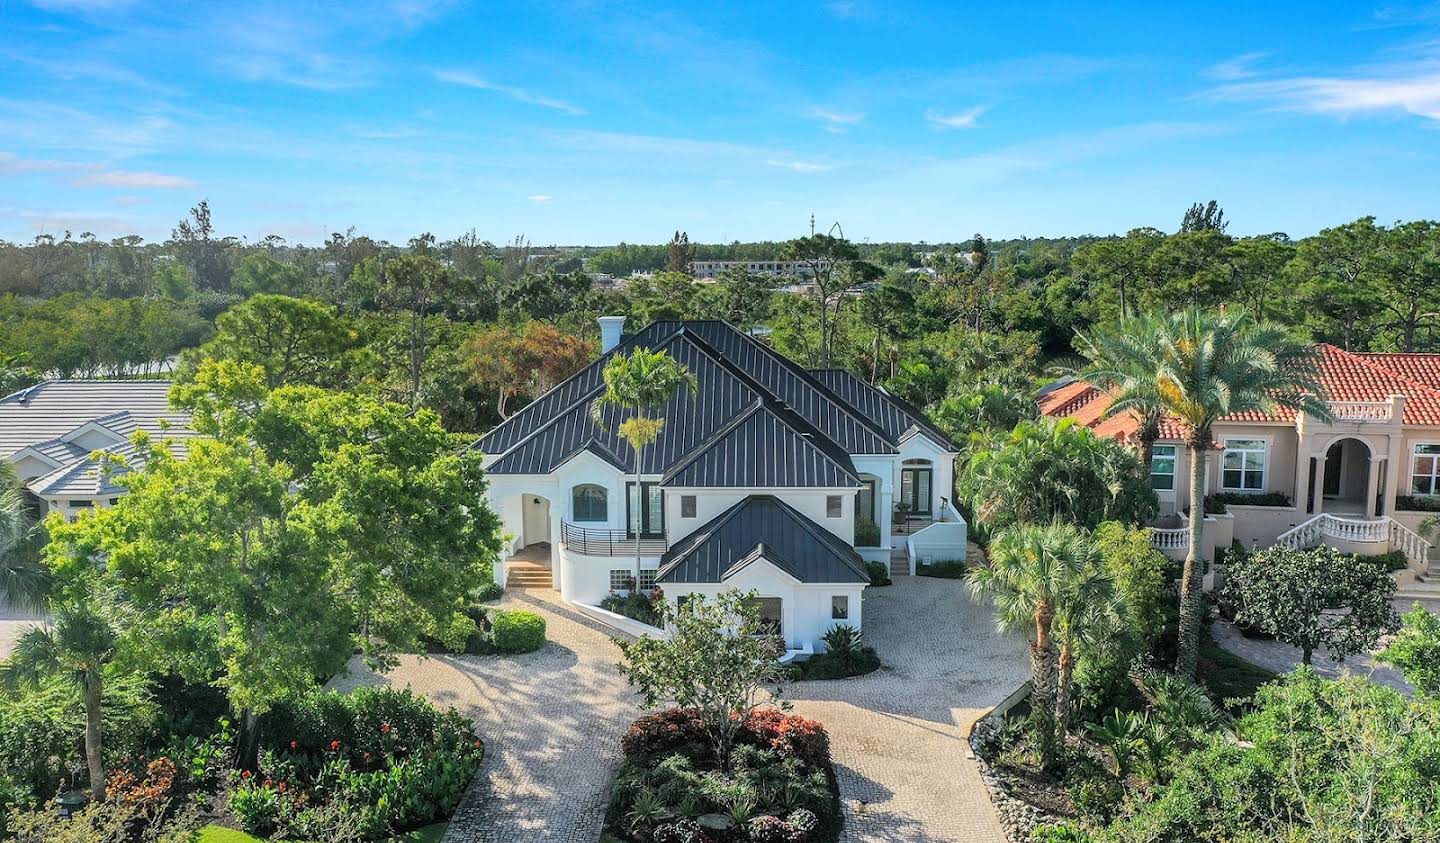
[0,380,194,517]
[470,318,967,652]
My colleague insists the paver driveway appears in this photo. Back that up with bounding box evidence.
[330,576,1027,843]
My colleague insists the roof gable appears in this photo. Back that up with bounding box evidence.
[0,380,192,458]
[657,494,869,585]
[807,368,958,451]
[662,401,861,488]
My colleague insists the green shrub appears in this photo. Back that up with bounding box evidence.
[864,560,892,586]
[1395,494,1440,512]
[1353,549,1408,572]
[855,519,881,547]
[1034,824,1093,842]
[600,591,663,627]
[916,559,967,579]
[490,609,546,654]
[229,781,282,837]
[473,581,505,603]
[1063,753,1123,822]
[792,626,880,680]
[1205,491,1291,511]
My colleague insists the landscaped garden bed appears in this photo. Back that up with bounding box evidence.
[601,587,666,627]
[604,708,842,843]
[788,626,880,681]
[916,559,967,579]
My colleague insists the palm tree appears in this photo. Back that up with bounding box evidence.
[968,522,1105,766]
[0,464,47,612]
[0,600,119,800]
[1069,313,1169,475]
[1053,571,1122,738]
[1121,308,1329,677]
[591,347,698,582]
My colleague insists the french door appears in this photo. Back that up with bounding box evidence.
[900,468,932,516]
[626,482,665,538]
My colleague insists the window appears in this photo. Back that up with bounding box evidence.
[681,495,697,518]
[826,495,843,518]
[742,596,783,635]
[1221,439,1267,491]
[609,569,632,592]
[626,482,665,537]
[1150,445,1177,492]
[1412,444,1440,495]
[572,484,607,522]
[856,478,877,525]
[831,595,849,620]
[638,569,658,590]
[67,499,93,508]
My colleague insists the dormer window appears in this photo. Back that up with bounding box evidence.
[572,484,608,522]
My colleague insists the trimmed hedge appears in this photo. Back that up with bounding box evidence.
[1396,494,1440,512]
[1355,550,1409,572]
[490,610,546,654]
[917,560,967,579]
[865,560,892,586]
[1205,491,1292,514]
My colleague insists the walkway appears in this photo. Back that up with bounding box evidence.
[329,576,1028,843]
[1210,619,1414,694]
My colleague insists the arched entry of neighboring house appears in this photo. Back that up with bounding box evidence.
[522,494,552,548]
[1319,437,1375,516]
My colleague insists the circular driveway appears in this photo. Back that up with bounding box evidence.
[332,577,1027,843]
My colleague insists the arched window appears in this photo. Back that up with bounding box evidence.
[572,484,608,522]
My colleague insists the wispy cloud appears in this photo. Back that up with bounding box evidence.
[76,169,195,188]
[766,158,835,173]
[808,106,864,133]
[351,126,422,139]
[1205,63,1440,122]
[528,194,553,203]
[435,69,586,115]
[1203,51,1272,81]
[925,106,988,129]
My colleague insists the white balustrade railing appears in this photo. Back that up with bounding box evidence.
[1273,513,1431,573]
[1147,526,1189,551]
[1328,400,1393,423]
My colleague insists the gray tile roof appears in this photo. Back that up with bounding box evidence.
[474,321,942,484]
[0,381,191,458]
[806,368,958,450]
[657,494,869,585]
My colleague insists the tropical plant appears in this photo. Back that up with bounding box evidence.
[1069,312,1169,477]
[1086,710,1146,779]
[957,418,1157,531]
[0,596,122,800]
[1379,604,1440,697]
[1109,308,1330,677]
[590,347,698,580]
[967,523,1112,765]
[1223,544,1399,665]
[0,464,46,611]
[615,590,789,771]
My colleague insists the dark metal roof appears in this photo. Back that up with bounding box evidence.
[474,320,956,481]
[662,402,860,487]
[806,368,959,451]
[657,495,869,585]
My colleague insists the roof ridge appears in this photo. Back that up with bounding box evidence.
[811,366,958,450]
[659,398,767,483]
[655,493,767,580]
[660,401,862,487]
[1331,344,1440,402]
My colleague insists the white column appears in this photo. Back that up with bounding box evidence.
[1365,456,1382,517]
[1309,454,1325,515]
[1293,433,1310,514]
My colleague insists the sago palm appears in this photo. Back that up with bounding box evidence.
[0,600,119,800]
[1134,308,1329,677]
[968,522,1105,766]
[591,347,698,581]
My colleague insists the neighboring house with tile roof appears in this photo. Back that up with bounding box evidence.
[471,318,966,652]
[0,380,194,517]
[1040,343,1440,582]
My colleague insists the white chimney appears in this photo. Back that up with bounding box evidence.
[598,316,626,353]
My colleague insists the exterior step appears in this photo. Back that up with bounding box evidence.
[889,550,909,578]
[506,563,553,590]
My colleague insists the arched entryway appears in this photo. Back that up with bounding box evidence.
[1313,437,1380,516]
[521,493,552,548]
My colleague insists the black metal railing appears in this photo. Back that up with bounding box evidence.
[561,521,668,556]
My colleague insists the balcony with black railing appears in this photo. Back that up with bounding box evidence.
[561,521,668,556]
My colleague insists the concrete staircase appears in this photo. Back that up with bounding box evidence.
[505,561,554,590]
[889,549,909,578]
[1395,567,1440,605]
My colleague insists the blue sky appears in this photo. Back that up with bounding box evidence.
[2,1,1439,245]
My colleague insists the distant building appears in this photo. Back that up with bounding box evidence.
[691,260,829,281]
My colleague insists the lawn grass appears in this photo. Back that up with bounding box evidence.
[197,822,447,843]
[1198,636,1278,710]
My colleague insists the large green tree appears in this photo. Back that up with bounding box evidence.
[181,294,358,390]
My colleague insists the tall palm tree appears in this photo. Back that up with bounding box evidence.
[968,522,1105,766]
[1120,308,1329,677]
[0,600,119,800]
[1069,313,1169,474]
[0,464,47,612]
[1053,572,1122,738]
[591,347,698,582]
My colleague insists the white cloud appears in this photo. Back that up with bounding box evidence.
[925,106,988,129]
[766,159,834,173]
[76,169,195,188]
[435,69,585,115]
[1203,51,1272,81]
[528,194,553,203]
[808,106,864,133]
[352,126,421,139]
[1207,67,1440,122]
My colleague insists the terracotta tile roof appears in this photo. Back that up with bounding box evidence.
[1039,343,1440,439]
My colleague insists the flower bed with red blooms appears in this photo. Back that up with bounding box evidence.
[608,708,842,843]
[226,687,483,840]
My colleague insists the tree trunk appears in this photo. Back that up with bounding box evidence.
[498,389,510,420]
[238,708,261,772]
[632,445,644,584]
[1302,646,1313,665]
[1176,436,1209,677]
[84,678,105,801]
[1055,638,1074,739]
[870,328,882,383]
[818,293,830,367]
[1031,605,1057,716]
